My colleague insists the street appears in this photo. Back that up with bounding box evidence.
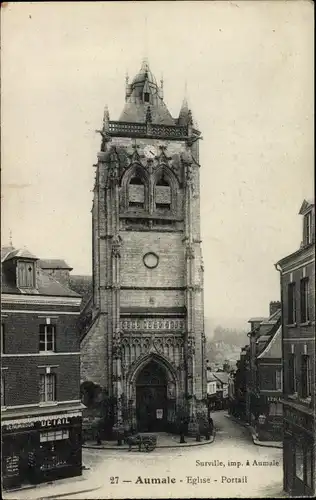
[67,411,284,499]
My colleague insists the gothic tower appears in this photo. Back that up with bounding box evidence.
[81,59,207,432]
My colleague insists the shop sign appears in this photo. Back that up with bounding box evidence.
[267,396,281,403]
[3,421,36,431]
[40,417,70,428]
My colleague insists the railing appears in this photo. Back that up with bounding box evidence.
[108,121,188,139]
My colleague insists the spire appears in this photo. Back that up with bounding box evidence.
[160,73,164,99]
[119,58,175,125]
[103,105,110,133]
[9,229,13,248]
[178,81,195,127]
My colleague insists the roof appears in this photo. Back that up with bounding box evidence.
[248,317,267,323]
[69,275,93,308]
[256,313,282,356]
[39,259,73,270]
[1,246,80,298]
[119,59,176,126]
[299,199,314,215]
[257,325,282,359]
[1,246,14,262]
[2,248,38,262]
[206,371,218,383]
[213,372,230,385]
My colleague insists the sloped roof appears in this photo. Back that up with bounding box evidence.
[3,248,38,261]
[1,246,80,298]
[299,199,314,215]
[39,259,73,270]
[207,370,218,383]
[257,325,282,359]
[1,246,14,262]
[248,317,267,323]
[119,59,176,125]
[213,372,230,385]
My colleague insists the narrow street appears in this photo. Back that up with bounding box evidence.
[65,411,284,499]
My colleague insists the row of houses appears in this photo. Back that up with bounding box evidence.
[228,301,283,441]
[206,368,230,412]
[229,199,315,497]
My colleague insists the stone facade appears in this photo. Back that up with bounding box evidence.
[80,59,207,432]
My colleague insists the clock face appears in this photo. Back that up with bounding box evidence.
[144,145,157,159]
[143,252,159,269]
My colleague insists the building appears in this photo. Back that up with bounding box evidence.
[206,370,218,413]
[80,58,207,434]
[254,310,282,441]
[1,247,83,490]
[229,344,249,420]
[275,199,315,497]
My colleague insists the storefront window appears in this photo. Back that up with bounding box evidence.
[40,440,70,470]
[295,443,304,481]
[40,430,69,442]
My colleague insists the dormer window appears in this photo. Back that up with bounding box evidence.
[18,261,35,288]
[144,92,150,103]
[303,212,312,245]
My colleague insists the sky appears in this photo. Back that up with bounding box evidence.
[1,1,314,325]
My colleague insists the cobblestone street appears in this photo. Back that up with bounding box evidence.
[4,411,285,500]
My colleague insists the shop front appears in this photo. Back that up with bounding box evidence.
[2,411,82,490]
[283,406,315,497]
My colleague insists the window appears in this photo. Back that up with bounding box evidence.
[40,373,56,403]
[287,282,296,324]
[1,324,4,354]
[295,443,304,481]
[301,355,311,398]
[155,176,171,211]
[288,353,296,394]
[144,92,150,103]
[275,369,282,391]
[303,212,312,245]
[306,446,313,488]
[1,376,5,407]
[128,176,145,209]
[18,261,35,288]
[300,278,309,323]
[40,430,69,442]
[269,402,283,416]
[39,325,56,352]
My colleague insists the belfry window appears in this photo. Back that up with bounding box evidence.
[155,175,171,212]
[128,176,145,210]
[144,92,150,103]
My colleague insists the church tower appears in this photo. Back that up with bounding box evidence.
[81,59,207,433]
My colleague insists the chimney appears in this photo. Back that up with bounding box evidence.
[269,301,281,317]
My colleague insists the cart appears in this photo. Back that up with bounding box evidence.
[125,433,157,452]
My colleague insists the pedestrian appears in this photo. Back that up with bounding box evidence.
[179,418,186,444]
[208,415,214,436]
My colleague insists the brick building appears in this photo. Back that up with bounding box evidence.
[80,59,207,434]
[1,247,83,489]
[275,199,315,497]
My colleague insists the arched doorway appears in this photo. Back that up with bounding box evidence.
[136,360,168,432]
